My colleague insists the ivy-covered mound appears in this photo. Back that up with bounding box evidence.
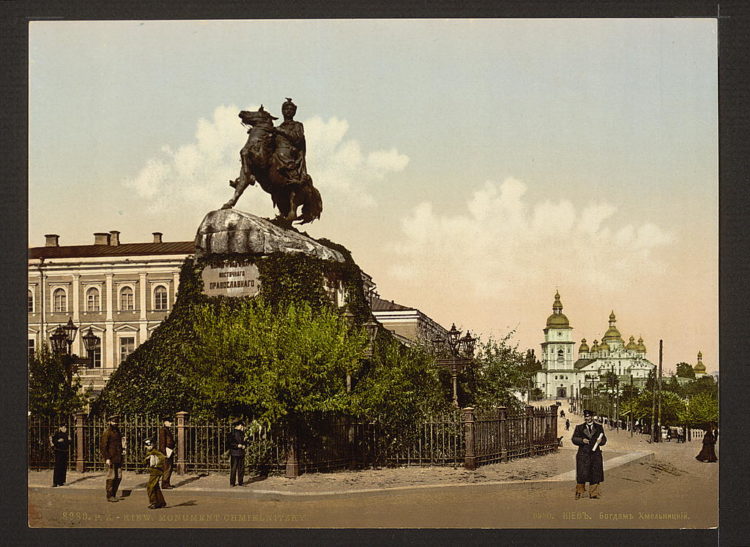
[93,239,448,437]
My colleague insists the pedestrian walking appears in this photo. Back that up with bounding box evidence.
[227,419,247,487]
[99,414,124,502]
[565,419,570,431]
[158,418,176,489]
[50,424,70,487]
[143,439,167,509]
[695,422,718,463]
[560,409,565,418]
[571,409,607,499]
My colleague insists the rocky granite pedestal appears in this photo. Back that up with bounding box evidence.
[195,209,345,262]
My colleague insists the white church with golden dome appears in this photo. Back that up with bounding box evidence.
[534,291,656,399]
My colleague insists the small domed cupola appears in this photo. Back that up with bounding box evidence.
[636,336,646,353]
[546,291,571,328]
[694,351,706,374]
[598,339,610,352]
[602,310,624,343]
[579,338,590,353]
[590,339,600,353]
[625,335,638,351]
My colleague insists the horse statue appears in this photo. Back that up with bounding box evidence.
[222,105,322,225]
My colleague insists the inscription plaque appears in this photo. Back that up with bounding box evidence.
[201,260,261,298]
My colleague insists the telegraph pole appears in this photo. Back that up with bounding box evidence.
[657,339,663,442]
[651,368,657,442]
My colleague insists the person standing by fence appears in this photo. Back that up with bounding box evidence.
[49,424,70,487]
[143,439,167,509]
[227,419,247,487]
[158,418,176,489]
[100,415,124,502]
[571,409,607,499]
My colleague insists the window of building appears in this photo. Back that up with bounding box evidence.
[91,346,102,368]
[28,290,34,313]
[53,288,67,312]
[154,285,168,311]
[86,287,100,312]
[120,286,134,311]
[119,337,135,363]
[28,339,35,360]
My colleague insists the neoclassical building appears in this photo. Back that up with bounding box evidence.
[535,292,656,399]
[28,231,193,393]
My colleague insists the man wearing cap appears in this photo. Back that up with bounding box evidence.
[143,439,167,509]
[99,415,124,502]
[272,98,308,184]
[571,409,607,499]
[226,420,247,487]
[158,418,176,489]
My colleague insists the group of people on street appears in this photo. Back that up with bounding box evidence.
[98,415,176,508]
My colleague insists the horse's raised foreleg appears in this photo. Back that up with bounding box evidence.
[222,175,254,209]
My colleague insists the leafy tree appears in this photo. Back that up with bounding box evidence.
[663,374,684,396]
[620,383,639,402]
[187,299,367,426]
[679,391,718,428]
[470,334,534,411]
[29,346,89,418]
[675,362,695,379]
[684,376,718,399]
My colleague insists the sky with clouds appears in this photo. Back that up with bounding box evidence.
[28,19,718,372]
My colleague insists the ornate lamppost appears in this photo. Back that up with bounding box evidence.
[49,318,100,384]
[432,323,476,408]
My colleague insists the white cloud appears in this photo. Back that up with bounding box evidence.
[124,106,409,217]
[388,178,674,296]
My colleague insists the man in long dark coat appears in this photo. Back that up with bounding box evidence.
[50,424,70,487]
[571,409,607,499]
[99,415,124,502]
[158,419,175,489]
[226,420,247,487]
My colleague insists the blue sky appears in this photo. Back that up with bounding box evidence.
[29,19,718,371]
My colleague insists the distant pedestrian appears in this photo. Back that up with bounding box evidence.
[49,424,70,487]
[571,409,607,499]
[143,439,167,509]
[560,410,565,418]
[99,415,124,502]
[227,419,247,487]
[158,419,176,489]
[695,423,718,463]
[565,419,570,431]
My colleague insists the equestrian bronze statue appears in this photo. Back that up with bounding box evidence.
[223,99,323,225]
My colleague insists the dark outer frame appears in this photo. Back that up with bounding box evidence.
[2,1,746,545]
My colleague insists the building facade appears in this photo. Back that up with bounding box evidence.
[535,292,656,399]
[28,231,193,392]
[370,296,449,346]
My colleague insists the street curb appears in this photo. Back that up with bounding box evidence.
[28,450,656,500]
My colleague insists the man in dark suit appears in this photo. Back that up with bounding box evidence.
[226,419,247,487]
[158,418,175,489]
[99,415,124,502]
[50,424,70,487]
[571,409,607,499]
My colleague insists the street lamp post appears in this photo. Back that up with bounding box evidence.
[432,324,476,408]
[50,318,100,384]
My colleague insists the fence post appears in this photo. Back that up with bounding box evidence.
[75,412,86,473]
[498,406,508,462]
[176,411,188,475]
[285,432,300,478]
[525,405,535,456]
[550,405,559,450]
[462,407,476,470]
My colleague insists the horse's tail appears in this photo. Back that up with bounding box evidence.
[298,182,322,224]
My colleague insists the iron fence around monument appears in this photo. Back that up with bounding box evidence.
[28,406,558,474]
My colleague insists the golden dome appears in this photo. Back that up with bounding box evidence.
[579,338,589,352]
[590,339,600,352]
[625,336,638,351]
[602,310,624,343]
[636,336,646,352]
[546,291,571,328]
[598,339,610,352]
[694,351,706,373]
